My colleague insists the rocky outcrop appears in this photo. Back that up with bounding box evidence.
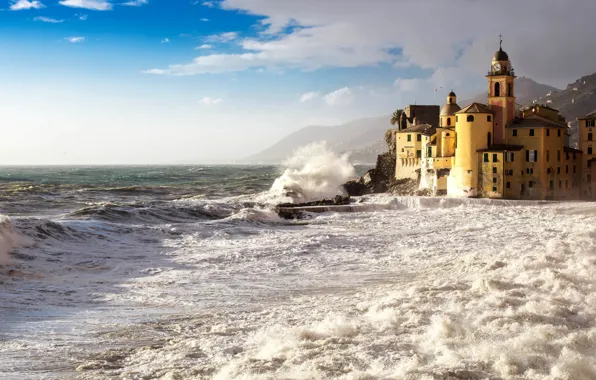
[342,152,396,196]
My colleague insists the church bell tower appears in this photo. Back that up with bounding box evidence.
[487,35,516,144]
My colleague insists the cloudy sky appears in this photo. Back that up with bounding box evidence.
[1,0,595,164]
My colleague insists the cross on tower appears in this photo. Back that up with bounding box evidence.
[499,34,503,49]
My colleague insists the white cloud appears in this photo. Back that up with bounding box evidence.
[34,16,63,23]
[196,44,212,49]
[299,91,319,103]
[323,87,354,106]
[200,18,209,22]
[66,36,85,43]
[59,0,111,11]
[122,0,147,6]
[205,31,238,43]
[199,97,223,105]
[10,0,45,10]
[202,1,214,7]
[147,0,596,88]
[394,78,422,93]
[161,38,170,44]
[76,13,88,20]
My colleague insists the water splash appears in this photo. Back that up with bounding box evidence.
[0,216,19,265]
[269,142,356,203]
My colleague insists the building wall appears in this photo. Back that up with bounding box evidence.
[479,152,504,198]
[449,113,493,197]
[579,118,595,198]
[395,132,423,180]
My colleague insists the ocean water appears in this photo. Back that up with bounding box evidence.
[2,148,596,380]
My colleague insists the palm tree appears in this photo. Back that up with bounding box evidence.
[390,109,403,126]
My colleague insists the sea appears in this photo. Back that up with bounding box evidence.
[2,146,596,380]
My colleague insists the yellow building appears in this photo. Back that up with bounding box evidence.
[395,40,588,200]
[579,113,596,197]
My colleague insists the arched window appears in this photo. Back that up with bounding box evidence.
[448,97,453,104]
[508,83,513,97]
[447,117,451,126]
[494,82,501,97]
[487,132,492,147]
[467,115,475,122]
[487,115,492,122]
[446,133,451,136]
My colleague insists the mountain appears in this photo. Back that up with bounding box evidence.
[462,77,561,106]
[246,115,390,164]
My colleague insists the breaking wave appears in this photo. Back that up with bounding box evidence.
[269,142,356,203]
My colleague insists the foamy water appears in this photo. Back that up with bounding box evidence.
[3,196,596,379]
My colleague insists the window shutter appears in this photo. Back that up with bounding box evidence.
[526,150,529,162]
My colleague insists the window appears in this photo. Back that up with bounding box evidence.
[566,165,569,174]
[484,153,489,163]
[492,167,497,174]
[557,150,561,161]
[526,168,534,175]
[546,150,550,162]
[557,167,561,174]
[428,147,432,157]
[530,129,535,136]
[559,180,562,189]
[513,129,518,137]
[417,134,422,142]
[407,134,412,142]
[506,182,511,189]
[493,154,498,162]
[550,180,554,190]
[508,83,513,97]
[558,130,561,137]
[493,177,497,183]
[566,152,570,161]
[495,82,501,97]
[505,152,515,162]
[589,161,592,168]
[529,181,534,188]
[487,115,492,122]
[589,133,593,141]
[493,187,497,192]
[467,115,475,122]
[487,133,492,147]
[589,147,593,155]
[546,129,550,137]
[447,118,451,126]
[526,150,537,162]
[416,150,422,158]
[456,116,458,122]
[588,120,596,127]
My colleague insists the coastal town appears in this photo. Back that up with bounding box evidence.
[393,42,596,200]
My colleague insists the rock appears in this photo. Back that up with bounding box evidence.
[362,168,389,193]
[343,180,369,196]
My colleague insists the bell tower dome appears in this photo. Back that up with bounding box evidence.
[486,35,516,144]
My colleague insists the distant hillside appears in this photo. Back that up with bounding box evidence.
[246,115,390,164]
[462,77,561,106]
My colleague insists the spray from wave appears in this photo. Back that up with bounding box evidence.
[269,142,356,203]
[0,216,19,265]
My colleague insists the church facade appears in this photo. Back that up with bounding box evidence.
[395,43,590,200]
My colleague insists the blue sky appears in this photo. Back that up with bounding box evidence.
[1,0,595,164]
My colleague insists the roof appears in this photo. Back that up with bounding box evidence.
[456,102,494,114]
[397,123,433,133]
[494,48,509,62]
[478,144,524,152]
[440,103,461,116]
[507,116,567,129]
[579,111,596,120]
[422,127,437,136]
[448,90,456,97]
[564,147,583,154]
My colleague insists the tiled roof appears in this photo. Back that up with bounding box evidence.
[397,123,433,133]
[506,117,567,129]
[579,111,596,120]
[456,102,494,114]
[477,144,524,152]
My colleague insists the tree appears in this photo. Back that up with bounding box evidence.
[390,108,404,126]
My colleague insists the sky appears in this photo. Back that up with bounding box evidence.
[1,0,596,164]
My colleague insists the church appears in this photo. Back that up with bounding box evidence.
[394,41,591,200]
